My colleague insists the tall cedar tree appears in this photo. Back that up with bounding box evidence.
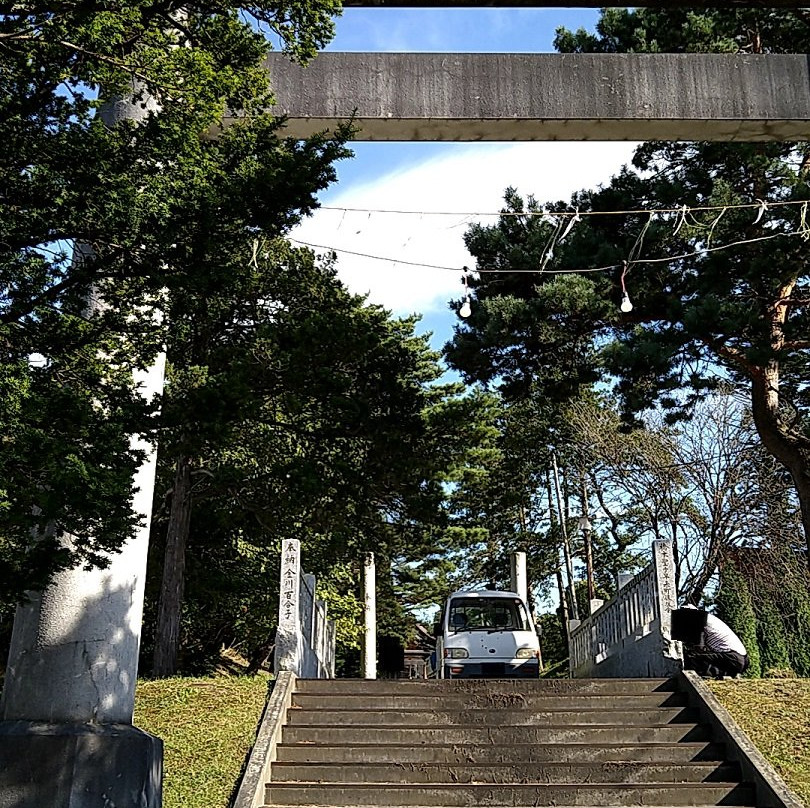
[446,9,810,563]
[150,238,488,674]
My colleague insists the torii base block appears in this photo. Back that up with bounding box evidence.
[0,721,162,808]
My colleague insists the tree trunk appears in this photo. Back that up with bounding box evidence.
[750,361,810,571]
[546,470,569,646]
[579,473,596,603]
[152,455,193,677]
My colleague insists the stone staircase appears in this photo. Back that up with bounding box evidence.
[263,677,757,808]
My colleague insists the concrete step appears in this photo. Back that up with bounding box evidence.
[264,782,756,806]
[270,761,741,784]
[267,805,755,808]
[281,723,710,746]
[285,707,697,726]
[275,742,726,765]
[291,692,689,711]
[294,678,677,696]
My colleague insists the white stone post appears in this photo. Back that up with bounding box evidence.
[275,539,302,675]
[510,551,528,605]
[314,600,326,676]
[326,619,337,678]
[363,552,377,680]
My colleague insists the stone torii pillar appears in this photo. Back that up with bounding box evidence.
[0,93,164,808]
[510,551,528,605]
[0,364,165,808]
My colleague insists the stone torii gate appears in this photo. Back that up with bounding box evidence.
[1,3,808,807]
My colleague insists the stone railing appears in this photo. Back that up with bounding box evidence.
[274,539,336,678]
[569,539,683,678]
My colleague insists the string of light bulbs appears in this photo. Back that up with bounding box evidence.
[291,203,810,317]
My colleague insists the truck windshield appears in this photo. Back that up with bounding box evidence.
[448,597,531,631]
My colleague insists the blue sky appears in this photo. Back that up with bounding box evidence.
[291,8,639,354]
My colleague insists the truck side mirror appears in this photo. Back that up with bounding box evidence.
[433,621,442,637]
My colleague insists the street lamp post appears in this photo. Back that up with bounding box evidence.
[578,515,596,603]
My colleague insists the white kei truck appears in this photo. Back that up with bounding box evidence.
[431,589,541,678]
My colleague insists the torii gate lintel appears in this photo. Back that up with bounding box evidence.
[248,51,810,143]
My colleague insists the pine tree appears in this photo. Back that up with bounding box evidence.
[446,9,810,564]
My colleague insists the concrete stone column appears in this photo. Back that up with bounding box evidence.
[275,539,302,675]
[363,553,376,680]
[2,360,164,723]
[653,539,683,666]
[510,551,528,605]
[326,620,337,678]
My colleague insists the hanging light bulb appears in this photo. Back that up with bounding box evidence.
[619,261,633,313]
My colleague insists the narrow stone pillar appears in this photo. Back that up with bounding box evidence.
[653,539,683,666]
[617,572,635,590]
[589,598,605,615]
[314,600,326,676]
[275,539,302,675]
[363,553,376,680]
[326,620,337,678]
[510,551,528,605]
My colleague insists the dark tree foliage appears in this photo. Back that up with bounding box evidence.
[0,0,343,601]
[756,597,792,675]
[142,270,496,673]
[727,546,810,676]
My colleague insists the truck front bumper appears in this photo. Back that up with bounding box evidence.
[443,660,540,679]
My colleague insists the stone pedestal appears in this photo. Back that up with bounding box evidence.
[0,722,162,808]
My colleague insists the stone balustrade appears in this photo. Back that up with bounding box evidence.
[569,539,683,678]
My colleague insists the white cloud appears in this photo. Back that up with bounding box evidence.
[292,141,638,316]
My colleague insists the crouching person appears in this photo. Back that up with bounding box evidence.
[674,604,749,678]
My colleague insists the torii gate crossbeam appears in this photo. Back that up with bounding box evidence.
[343,0,806,6]
[247,52,810,142]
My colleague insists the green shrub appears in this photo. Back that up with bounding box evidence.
[716,562,761,678]
[756,595,792,674]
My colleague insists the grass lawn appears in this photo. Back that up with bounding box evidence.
[134,675,270,808]
[709,679,810,805]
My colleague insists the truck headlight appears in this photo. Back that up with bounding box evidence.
[444,648,469,659]
[515,647,536,659]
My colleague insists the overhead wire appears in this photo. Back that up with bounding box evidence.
[288,238,460,271]
[290,228,809,277]
[317,198,810,219]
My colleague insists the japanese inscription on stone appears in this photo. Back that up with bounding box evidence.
[279,538,300,628]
